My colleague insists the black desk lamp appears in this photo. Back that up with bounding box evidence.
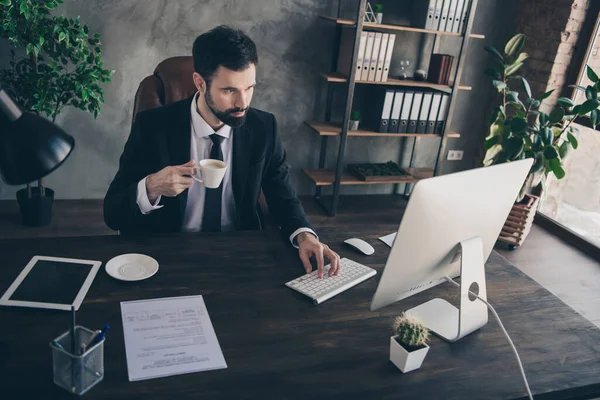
[0,88,75,185]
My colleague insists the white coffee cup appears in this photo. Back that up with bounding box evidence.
[191,159,227,188]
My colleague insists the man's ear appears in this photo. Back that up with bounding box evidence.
[192,72,206,92]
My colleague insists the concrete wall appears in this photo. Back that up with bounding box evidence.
[0,0,519,200]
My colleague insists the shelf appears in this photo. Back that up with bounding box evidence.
[319,16,485,39]
[303,167,434,186]
[305,121,461,138]
[320,72,471,91]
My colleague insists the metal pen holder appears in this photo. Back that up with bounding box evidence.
[50,326,104,395]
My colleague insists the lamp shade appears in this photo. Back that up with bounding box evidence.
[0,89,75,185]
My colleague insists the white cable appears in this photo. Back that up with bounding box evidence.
[444,276,533,400]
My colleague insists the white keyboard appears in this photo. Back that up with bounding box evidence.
[285,258,377,304]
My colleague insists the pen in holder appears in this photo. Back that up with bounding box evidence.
[50,326,104,395]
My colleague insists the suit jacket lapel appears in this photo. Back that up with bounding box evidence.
[168,96,194,222]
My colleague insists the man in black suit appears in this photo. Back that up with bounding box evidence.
[104,25,340,278]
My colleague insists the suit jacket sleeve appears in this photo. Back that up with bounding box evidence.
[262,114,315,239]
[103,114,163,232]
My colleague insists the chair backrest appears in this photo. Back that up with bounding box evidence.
[132,56,196,125]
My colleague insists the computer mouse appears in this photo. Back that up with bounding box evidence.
[344,238,375,256]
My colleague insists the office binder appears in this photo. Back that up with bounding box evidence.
[398,90,414,133]
[446,0,458,33]
[375,33,389,82]
[427,93,443,133]
[381,34,396,82]
[368,33,382,82]
[451,0,465,33]
[433,0,444,30]
[364,87,395,133]
[407,91,423,134]
[439,0,451,32]
[417,92,433,133]
[436,94,450,134]
[459,0,471,33]
[361,32,375,81]
[389,90,404,133]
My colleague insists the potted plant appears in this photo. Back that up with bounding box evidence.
[389,313,430,373]
[482,33,599,247]
[373,3,383,24]
[349,110,360,130]
[0,0,113,226]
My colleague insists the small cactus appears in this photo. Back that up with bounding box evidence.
[392,313,430,351]
[350,110,361,121]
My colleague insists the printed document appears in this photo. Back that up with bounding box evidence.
[121,295,227,381]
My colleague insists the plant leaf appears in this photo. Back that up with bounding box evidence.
[549,107,565,124]
[540,89,555,100]
[505,62,523,76]
[492,80,507,90]
[578,98,600,115]
[559,141,570,159]
[587,65,599,83]
[504,34,526,57]
[558,97,575,108]
[592,109,600,128]
[510,117,528,134]
[505,137,525,160]
[483,144,503,166]
[485,45,504,63]
[586,85,597,100]
[541,127,553,145]
[544,146,558,159]
[532,134,543,150]
[570,84,587,92]
[539,113,549,126]
[59,32,66,42]
[550,158,566,179]
[485,135,500,150]
[0,0,11,6]
[567,132,578,149]
[521,77,532,98]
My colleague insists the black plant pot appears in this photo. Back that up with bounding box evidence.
[16,187,55,227]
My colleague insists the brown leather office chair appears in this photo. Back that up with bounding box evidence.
[132,56,269,223]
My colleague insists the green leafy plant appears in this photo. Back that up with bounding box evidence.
[392,313,430,351]
[373,3,383,13]
[483,33,599,200]
[351,110,361,121]
[0,0,113,195]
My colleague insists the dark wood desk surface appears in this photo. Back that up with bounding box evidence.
[1,227,600,400]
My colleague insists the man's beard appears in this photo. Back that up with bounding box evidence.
[205,89,247,128]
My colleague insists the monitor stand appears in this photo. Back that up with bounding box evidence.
[406,236,488,342]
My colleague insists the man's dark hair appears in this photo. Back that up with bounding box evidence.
[192,25,258,83]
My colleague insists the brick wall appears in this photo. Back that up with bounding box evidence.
[515,0,592,113]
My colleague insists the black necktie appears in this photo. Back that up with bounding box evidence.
[201,134,224,232]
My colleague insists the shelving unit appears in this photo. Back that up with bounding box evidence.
[305,0,481,216]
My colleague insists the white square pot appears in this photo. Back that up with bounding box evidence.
[389,336,429,373]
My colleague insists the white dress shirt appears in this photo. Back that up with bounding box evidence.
[136,92,316,247]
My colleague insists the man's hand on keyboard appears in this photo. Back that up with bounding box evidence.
[297,233,340,279]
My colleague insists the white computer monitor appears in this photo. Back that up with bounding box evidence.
[370,159,533,342]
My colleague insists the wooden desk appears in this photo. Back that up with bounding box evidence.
[1,229,600,399]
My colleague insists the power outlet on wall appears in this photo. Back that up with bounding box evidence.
[447,150,464,161]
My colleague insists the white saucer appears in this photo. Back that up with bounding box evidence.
[105,253,159,281]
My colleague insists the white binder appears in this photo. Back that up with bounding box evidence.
[418,93,433,133]
[446,0,458,33]
[436,94,451,134]
[389,90,404,132]
[428,93,443,133]
[380,89,395,133]
[425,0,437,30]
[381,34,396,82]
[361,32,375,81]
[451,0,465,33]
[368,33,382,82]
[355,31,368,78]
[399,90,414,133]
[408,91,424,133]
[375,33,389,82]
[440,0,452,32]
[433,0,444,30]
